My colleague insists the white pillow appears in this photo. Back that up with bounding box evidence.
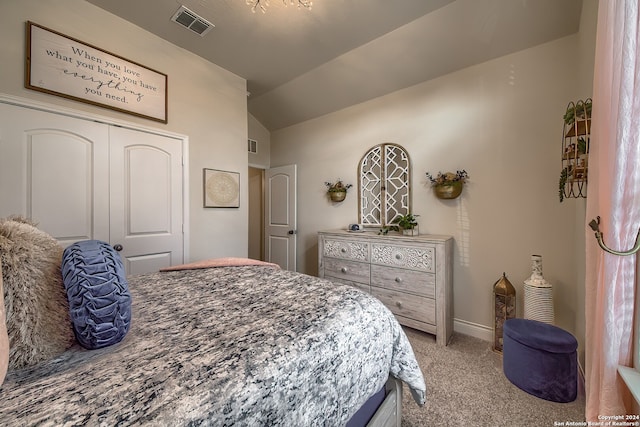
[0,217,75,369]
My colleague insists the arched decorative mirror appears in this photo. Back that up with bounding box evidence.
[358,143,411,227]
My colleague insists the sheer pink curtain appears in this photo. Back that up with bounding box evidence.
[585,0,640,419]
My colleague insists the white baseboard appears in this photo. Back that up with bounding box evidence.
[453,318,493,342]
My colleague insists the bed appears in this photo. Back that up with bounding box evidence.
[0,221,426,426]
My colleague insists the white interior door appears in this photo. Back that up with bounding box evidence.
[265,164,297,271]
[0,103,110,245]
[109,126,184,275]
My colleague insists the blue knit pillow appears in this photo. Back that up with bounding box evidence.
[61,240,131,349]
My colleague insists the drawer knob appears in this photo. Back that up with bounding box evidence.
[396,301,403,308]
[395,254,402,260]
[341,267,348,273]
[395,277,402,283]
[341,248,347,253]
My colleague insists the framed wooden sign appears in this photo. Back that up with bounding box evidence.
[25,21,168,123]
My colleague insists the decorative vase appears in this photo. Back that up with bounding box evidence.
[434,181,463,199]
[523,255,554,324]
[401,225,419,236]
[329,190,347,202]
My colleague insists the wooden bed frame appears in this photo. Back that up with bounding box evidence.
[368,377,403,427]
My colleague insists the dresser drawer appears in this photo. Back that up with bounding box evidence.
[371,287,435,325]
[370,265,435,298]
[323,238,370,262]
[371,243,435,272]
[323,257,370,284]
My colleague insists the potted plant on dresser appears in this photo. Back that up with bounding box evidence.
[426,170,469,200]
[393,213,420,236]
[325,179,352,202]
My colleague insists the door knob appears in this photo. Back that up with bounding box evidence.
[113,244,123,251]
[288,230,297,235]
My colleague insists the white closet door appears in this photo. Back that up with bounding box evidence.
[0,102,185,275]
[0,103,110,246]
[109,126,184,275]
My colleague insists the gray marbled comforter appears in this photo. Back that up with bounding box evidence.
[0,265,426,426]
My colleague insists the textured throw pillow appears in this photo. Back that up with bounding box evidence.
[62,240,131,349]
[0,217,75,370]
[0,260,9,385]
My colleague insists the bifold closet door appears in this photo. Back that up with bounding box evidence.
[0,102,184,275]
[0,103,110,246]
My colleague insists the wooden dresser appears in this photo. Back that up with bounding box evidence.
[318,230,453,346]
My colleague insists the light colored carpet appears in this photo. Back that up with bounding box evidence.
[401,327,585,427]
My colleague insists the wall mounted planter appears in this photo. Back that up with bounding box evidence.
[434,181,463,199]
[329,190,347,202]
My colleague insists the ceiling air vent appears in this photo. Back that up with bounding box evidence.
[171,5,214,37]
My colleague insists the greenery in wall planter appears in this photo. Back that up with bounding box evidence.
[325,179,352,202]
[426,170,469,199]
[559,166,570,202]
[577,137,588,155]
[563,100,592,125]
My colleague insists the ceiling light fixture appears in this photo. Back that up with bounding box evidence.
[246,0,313,13]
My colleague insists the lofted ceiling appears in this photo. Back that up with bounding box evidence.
[86,0,584,130]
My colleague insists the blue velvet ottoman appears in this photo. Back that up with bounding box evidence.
[503,318,577,403]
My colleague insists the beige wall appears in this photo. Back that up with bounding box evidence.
[0,0,249,262]
[271,32,594,339]
[248,114,271,169]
